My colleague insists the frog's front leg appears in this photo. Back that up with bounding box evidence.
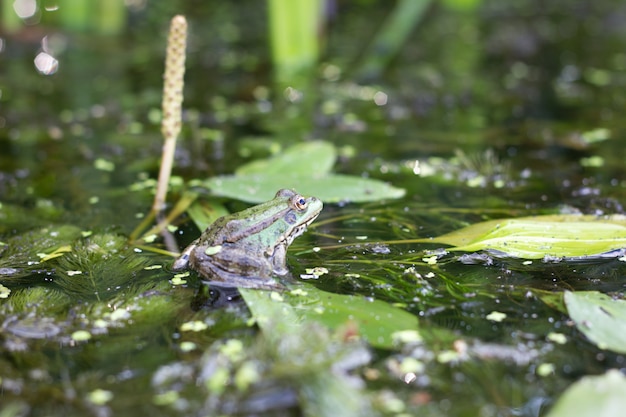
[270,244,289,276]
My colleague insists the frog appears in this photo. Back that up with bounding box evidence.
[172,189,323,288]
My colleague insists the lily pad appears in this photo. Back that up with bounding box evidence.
[200,140,405,203]
[563,291,626,354]
[431,214,626,259]
[205,173,405,203]
[241,285,417,349]
[233,285,378,417]
[545,370,626,417]
[236,140,336,176]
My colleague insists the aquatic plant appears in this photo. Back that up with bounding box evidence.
[154,15,187,215]
[268,0,323,84]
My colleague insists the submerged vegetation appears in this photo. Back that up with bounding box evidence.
[1,1,626,416]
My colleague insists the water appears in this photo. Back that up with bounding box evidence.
[1,1,626,416]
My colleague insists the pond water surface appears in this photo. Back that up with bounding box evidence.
[1,1,626,416]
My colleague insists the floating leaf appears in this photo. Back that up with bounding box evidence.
[289,287,418,348]
[430,215,626,259]
[564,291,626,354]
[545,370,626,417]
[200,140,404,203]
[534,289,567,314]
[238,286,376,417]
[205,173,405,204]
[241,285,417,349]
[236,140,336,176]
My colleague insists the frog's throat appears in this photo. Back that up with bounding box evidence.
[283,212,319,246]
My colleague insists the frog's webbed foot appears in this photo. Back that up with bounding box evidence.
[272,264,289,276]
[172,243,195,271]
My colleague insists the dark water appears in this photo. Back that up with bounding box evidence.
[1,1,626,416]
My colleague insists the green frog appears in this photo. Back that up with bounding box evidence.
[173,189,323,288]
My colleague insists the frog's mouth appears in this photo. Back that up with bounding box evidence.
[284,210,321,246]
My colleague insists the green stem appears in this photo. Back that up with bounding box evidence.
[355,0,432,80]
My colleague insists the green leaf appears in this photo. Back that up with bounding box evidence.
[186,200,229,232]
[545,370,626,417]
[239,286,378,417]
[241,285,417,349]
[289,287,418,348]
[430,214,626,259]
[205,173,405,204]
[564,291,626,354]
[236,140,336,176]
[534,289,567,314]
[201,140,405,203]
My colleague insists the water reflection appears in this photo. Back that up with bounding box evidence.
[34,51,58,75]
[190,282,242,311]
[13,0,38,20]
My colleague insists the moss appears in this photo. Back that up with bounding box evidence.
[0,225,83,285]
[2,287,71,315]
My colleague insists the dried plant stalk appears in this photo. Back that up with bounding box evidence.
[153,15,187,214]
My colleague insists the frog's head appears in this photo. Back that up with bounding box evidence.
[273,188,323,246]
[221,188,322,250]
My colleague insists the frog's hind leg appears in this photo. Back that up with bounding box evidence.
[172,243,196,270]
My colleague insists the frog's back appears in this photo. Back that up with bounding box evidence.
[197,216,233,245]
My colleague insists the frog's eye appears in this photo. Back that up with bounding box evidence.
[275,189,295,198]
[292,195,308,211]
